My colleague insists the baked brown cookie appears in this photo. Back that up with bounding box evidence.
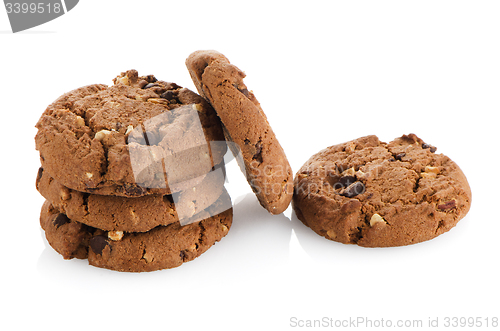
[40,191,233,272]
[293,134,472,247]
[35,70,226,197]
[186,50,293,215]
[36,164,226,232]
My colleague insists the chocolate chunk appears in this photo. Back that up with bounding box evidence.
[340,181,365,198]
[422,143,437,153]
[143,83,159,89]
[395,153,406,161]
[252,141,263,163]
[164,194,175,204]
[164,82,181,90]
[438,200,456,210]
[52,213,70,229]
[239,88,250,97]
[118,184,146,197]
[90,236,110,255]
[144,75,157,83]
[339,175,356,188]
[137,80,148,89]
[160,90,176,101]
[233,83,250,98]
[36,167,44,187]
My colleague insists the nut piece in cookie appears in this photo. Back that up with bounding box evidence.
[293,134,472,247]
[186,50,293,214]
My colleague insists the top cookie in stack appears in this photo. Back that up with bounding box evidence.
[35,69,226,197]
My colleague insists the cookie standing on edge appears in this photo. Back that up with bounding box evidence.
[293,134,472,247]
[186,50,293,215]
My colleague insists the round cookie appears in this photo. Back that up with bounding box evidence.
[186,50,293,215]
[293,134,472,247]
[36,164,226,232]
[40,191,233,272]
[35,70,226,197]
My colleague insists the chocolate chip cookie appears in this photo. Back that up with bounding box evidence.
[293,134,472,247]
[35,70,226,197]
[36,164,226,232]
[186,50,293,215]
[40,190,233,272]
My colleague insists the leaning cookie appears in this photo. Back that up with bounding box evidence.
[186,50,293,215]
[293,134,471,247]
[35,70,226,197]
[40,190,233,272]
[36,164,226,232]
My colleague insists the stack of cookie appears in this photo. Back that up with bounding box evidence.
[35,70,233,272]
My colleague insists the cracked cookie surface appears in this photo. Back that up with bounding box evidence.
[186,50,293,215]
[35,70,226,197]
[40,190,233,272]
[293,134,472,247]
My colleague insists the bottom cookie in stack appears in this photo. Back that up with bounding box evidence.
[39,191,232,272]
[36,165,233,272]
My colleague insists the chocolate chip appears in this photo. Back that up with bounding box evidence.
[438,200,456,210]
[144,83,159,89]
[52,213,70,229]
[179,250,186,261]
[164,194,175,204]
[422,143,437,153]
[160,90,175,101]
[164,82,181,90]
[119,185,146,197]
[90,236,110,255]
[138,80,148,89]
[340,181,365,198]
[36,167,44,186]
[252,142,263,163]
[395,153,406,161]
[239,88,250,98]
[339,175,356,188]
[145,75,157,83]
[233,83,250,98]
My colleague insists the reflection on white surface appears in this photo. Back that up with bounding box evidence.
[37,193,293,279]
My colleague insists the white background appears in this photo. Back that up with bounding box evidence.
[1,1,499,330]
